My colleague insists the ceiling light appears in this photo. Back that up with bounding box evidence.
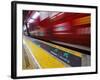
[23,25,26,31]
[28,18,34,23]
[31,12,40,19]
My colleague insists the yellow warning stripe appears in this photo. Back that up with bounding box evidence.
[38,40,82,58]
[24,38,66,68]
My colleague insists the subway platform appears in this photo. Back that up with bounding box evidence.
[22,36,90,69]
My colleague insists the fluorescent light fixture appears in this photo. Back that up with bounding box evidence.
[28,18,34,23]
[58,12,64,16]
[51,12,64,19]
[31,12,40,19]
[23,25,26,31]
[27,12,40,23]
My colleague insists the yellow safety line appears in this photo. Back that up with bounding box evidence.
[37,40,82,58]
[24,37,66,68]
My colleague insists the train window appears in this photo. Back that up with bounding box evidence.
[54,26,66,31]
[38,32,45,36]
[77,27,90,34]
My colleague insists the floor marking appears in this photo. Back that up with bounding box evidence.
[23,39,42,69]
[24,37,65,68]
[31,38,82,58]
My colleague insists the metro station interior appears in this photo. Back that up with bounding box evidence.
[22,10,91,69]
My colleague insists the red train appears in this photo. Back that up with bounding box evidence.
[23,10,91,54]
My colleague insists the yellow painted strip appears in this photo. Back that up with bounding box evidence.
[38,40,82,58]
[74,16,90,26]
[24,38,65,68]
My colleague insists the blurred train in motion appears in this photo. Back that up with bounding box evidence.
[23,11,90,54]
[22,10,91,69]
